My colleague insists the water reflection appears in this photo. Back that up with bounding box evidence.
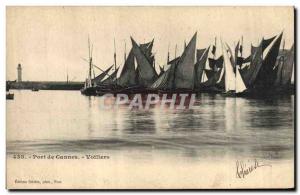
[6,90,294,161]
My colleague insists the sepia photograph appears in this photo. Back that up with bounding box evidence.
[6,6,295,189]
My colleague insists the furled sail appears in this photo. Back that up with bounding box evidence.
[174,32,197,89]
[117,48,137,87]
[131,37,158,87]
[92,65,113,85]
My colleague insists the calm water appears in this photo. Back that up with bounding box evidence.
[6,90,294,161]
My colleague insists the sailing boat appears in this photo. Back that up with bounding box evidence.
[6,81,14,100]
[221,41,247,96]
[81,38,97,96]
[235,66,247,96]
[194,46,210,91]
[203,37,225,92]
[222,40,236,95]
[150,32,197,93]
[127,37,158,94]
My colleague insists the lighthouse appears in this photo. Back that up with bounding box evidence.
[17,64,22,82]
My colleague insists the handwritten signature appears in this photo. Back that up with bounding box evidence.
[236,159,272,178]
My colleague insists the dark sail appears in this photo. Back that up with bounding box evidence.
[204,69,215,80]
[240,35,281,88]
[151,57,180,90]
[194,47,210,88]
[274,58,283,87]
[234,41,240,66]
[251,44,258,55]
[117,48,137,87]
[275,44,294,86]
[262,36,276,51]
[200,67,223,88]
[253,33,282,88]
[211,45,216,55]
[131,37,158,87]
[92,65,113,85]
[174,32,197,89]
[208,56,224,70]
[101,68,119,85]
[140,39,154,65]
[243,55,251,63]
[240,43,263,88]
[168,57,180,65]
[242,44,261,65]
[196,48,206,62]
[236,57,244,66]
[158,65,165,77]
[151,67,172,89]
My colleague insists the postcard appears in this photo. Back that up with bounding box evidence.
[6,6,295,189]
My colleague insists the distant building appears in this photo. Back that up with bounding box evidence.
[17,64,22,82]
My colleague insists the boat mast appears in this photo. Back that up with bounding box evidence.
[67,68,69,84]
[88,37,92,86]
[280,39,285,84]
[214,37,217,60]
[167,43,170,64]
[214,37,217,71]
[241,36,243,58]
[114,38,117,83]
[124,41,126,64]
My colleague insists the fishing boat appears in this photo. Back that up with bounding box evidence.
[6,93,14,100]
[150,32,197,94]
[32,87,39,91]
[239,33,284,96]
[6,81,14,100]
[197,41,225,93]
[97,38,158,96]
[221,40,237,96]
[79,31,293,97]
[81,38,97,96]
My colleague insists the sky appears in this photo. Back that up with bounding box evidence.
[6,6,294,81]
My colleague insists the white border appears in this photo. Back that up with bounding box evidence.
[1,0,298,194]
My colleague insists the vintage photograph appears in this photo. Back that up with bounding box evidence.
[6,6,294,189]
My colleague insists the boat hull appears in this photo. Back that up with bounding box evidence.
[81,87,97,96]
[6,93,14,100]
